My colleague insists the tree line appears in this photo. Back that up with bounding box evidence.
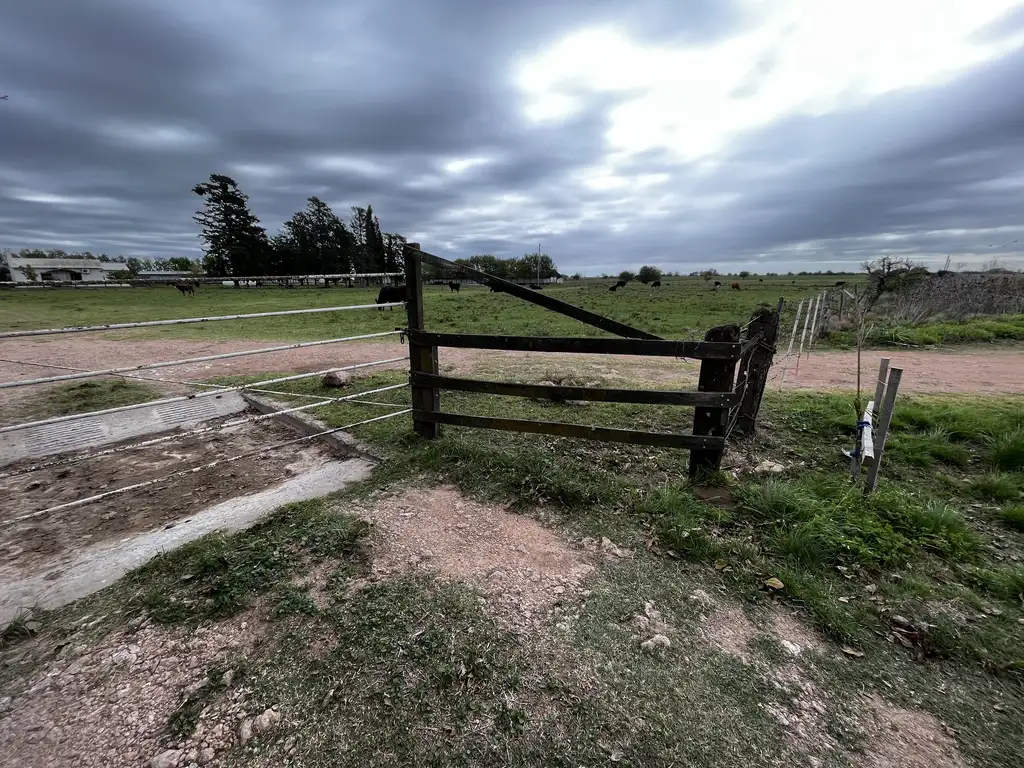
[445,253,562,282]
[193,174,405,277]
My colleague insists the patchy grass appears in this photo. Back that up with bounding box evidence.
[125,498,369,624]
[0,379,160,422]
[999,506,1024,531]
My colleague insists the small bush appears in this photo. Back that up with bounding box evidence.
[988,427,1024,472]
[736,480,816,524]
[999,506,1024,531]
[967,472,1023,502]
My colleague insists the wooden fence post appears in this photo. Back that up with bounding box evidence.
[733,305,781,436]
[864,367,902,493]
[688,324,740,479]
[871,358,890,421]
[404,244,440,439]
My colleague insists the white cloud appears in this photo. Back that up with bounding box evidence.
[518,0,1024,160]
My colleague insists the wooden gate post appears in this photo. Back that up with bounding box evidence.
[404,244,441,439]
[689,324,741,479]
[733,304,781,436]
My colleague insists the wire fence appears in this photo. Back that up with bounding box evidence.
[1,299,413,520]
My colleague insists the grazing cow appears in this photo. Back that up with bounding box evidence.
[376,283,406,310]
[615,279,627,288]
[609,284,618,292]
[448,281,460,293]
[652,280,661,288]
[713,281,722,288]
[730,282,741,290]
[255,280,264,288]
[173,281,194,297]
[529,283,543,290]
[758,278,764,283]
[489,284,505,293]
[834,280,846,287]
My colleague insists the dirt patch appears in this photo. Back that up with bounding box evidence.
[0,614,277,768]
[0,419,333,584]
[2,337,1022,397]
[858,694,967,768]
[771,611,828,657]
[764,662,835,758]
[354,487,595,630]
[701,603,760,663]
[777,346,1024,395]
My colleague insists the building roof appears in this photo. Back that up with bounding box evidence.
[136,270,192,277]
[6,256,121,271]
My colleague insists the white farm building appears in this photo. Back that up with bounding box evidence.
[5,256,123,283]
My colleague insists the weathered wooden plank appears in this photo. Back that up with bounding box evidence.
[406,330,742,360]
[733,307,781,435]
[405,245,440,439]
[411,372,739,406]
[406,245,662,340]
[688,324,741,478]
[412,410,725,450]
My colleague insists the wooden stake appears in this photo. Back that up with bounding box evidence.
[872,358,890,421]
[864,367,902,493]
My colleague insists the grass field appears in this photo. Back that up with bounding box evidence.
[5,377,1023,767]
[0,277,838,341]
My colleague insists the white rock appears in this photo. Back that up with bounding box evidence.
[640,634,671,654]
[255,707,282,733]
[221,669,235,687]
[149,749,182,768]
[754,460,785,474]
[321,371,351,388]
[199,748,215,765]
[239,718,254,745]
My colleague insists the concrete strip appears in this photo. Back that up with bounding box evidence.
[0,392,249,466]
[0,457,374,625]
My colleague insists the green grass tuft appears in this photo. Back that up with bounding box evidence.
[988,427,1024,472]
[999,506,1024,532]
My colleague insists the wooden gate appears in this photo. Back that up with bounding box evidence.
[401,244,780,478]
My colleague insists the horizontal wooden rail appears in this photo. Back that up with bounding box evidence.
[412,410,725,450]
[411,372,739,407]
[407,330,742,360]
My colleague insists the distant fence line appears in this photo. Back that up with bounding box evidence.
[0,272,403,289]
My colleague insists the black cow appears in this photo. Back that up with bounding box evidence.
[529,283,543,290]
[834,281,847,287]
[609,284,618,292]
[615,279,627,288]
[489,284,505,293]
[758,278,764,283]
[713,281,722,288]
[173,282,194,297]
[652,280,661,288]
[376,283,406,310]
[448,281,460,293]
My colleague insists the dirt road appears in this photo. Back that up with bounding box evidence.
[0,337,1021,398]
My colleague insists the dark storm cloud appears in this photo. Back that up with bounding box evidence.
[0,0,1022,273]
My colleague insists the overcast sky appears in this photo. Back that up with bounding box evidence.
[2,0,1024,274]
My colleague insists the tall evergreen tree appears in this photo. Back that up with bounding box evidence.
[281,197,355,275]
[193,174,270,276]
[348,206,370,273]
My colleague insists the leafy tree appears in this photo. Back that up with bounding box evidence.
[281,196,355,275]
[349,206,370,273]
[382,233,406,272]
[193,174,270,276]
[570,272,582,280]
[701,269,719,282]
[637,265,662,284]
[165,256,197,272]
[618,270,635,283]
[20,264,38,281]
[126,257,143,277]
[738,270,750,278]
